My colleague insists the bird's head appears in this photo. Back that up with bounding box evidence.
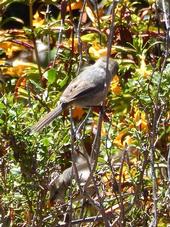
[95,56,118,79]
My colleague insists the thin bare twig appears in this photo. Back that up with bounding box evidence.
[149,44,169,227]
[52,22,64,67]
[94,0,102,44]
[90,107,111,226]
[57,212,115,226]
[76,0,87,74]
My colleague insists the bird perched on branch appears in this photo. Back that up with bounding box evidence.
[31,57,118,132]
[49,145,93,203]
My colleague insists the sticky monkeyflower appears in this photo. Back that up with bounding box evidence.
[133,106,148,133]
[33,11,45,27]
[110,75,122,95]
[113,129,135,148]
[89,42,116,59]
[0,41,26,58]
[136,53,152,78]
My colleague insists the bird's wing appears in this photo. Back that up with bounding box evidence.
[61,68,105,103]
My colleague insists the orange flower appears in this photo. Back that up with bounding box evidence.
[33,11,45,27]
[136,54,151,78]
[134,107,148,132]
[89,43,116,59]
[0,41,26,58]
[110,75,122,95]
[113,129,127,148]
[72,106,85,120]
[113,129,135,148]
[66,0,83,11]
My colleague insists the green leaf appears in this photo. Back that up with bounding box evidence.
[81,33,106,43]
[58,75,69,88]
[0,101,6,109]
[43,68,57,84]
[41,137,54,146]
[0,101,6,115]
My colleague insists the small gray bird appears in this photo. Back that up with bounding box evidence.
[49,145,93,202]
[31,57,118,132]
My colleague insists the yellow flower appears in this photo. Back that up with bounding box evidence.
[113,129,128,148]
[110,75,122,95]
[33,11,45,27]
[136,54,151,78]
[134,107,148,132]
[89,43,116,59]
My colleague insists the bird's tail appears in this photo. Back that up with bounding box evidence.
[31,103,65,132]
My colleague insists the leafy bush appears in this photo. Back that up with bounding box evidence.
[0,0,169,226]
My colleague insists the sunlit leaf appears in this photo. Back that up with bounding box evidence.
[85,6,95,22]
[43,68,57,84]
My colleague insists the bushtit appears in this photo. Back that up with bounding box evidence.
[31,57,118,132]
[33,40,49,67]
[49,146,93,202]
[49,161,92,202]
[33,40,56,68]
